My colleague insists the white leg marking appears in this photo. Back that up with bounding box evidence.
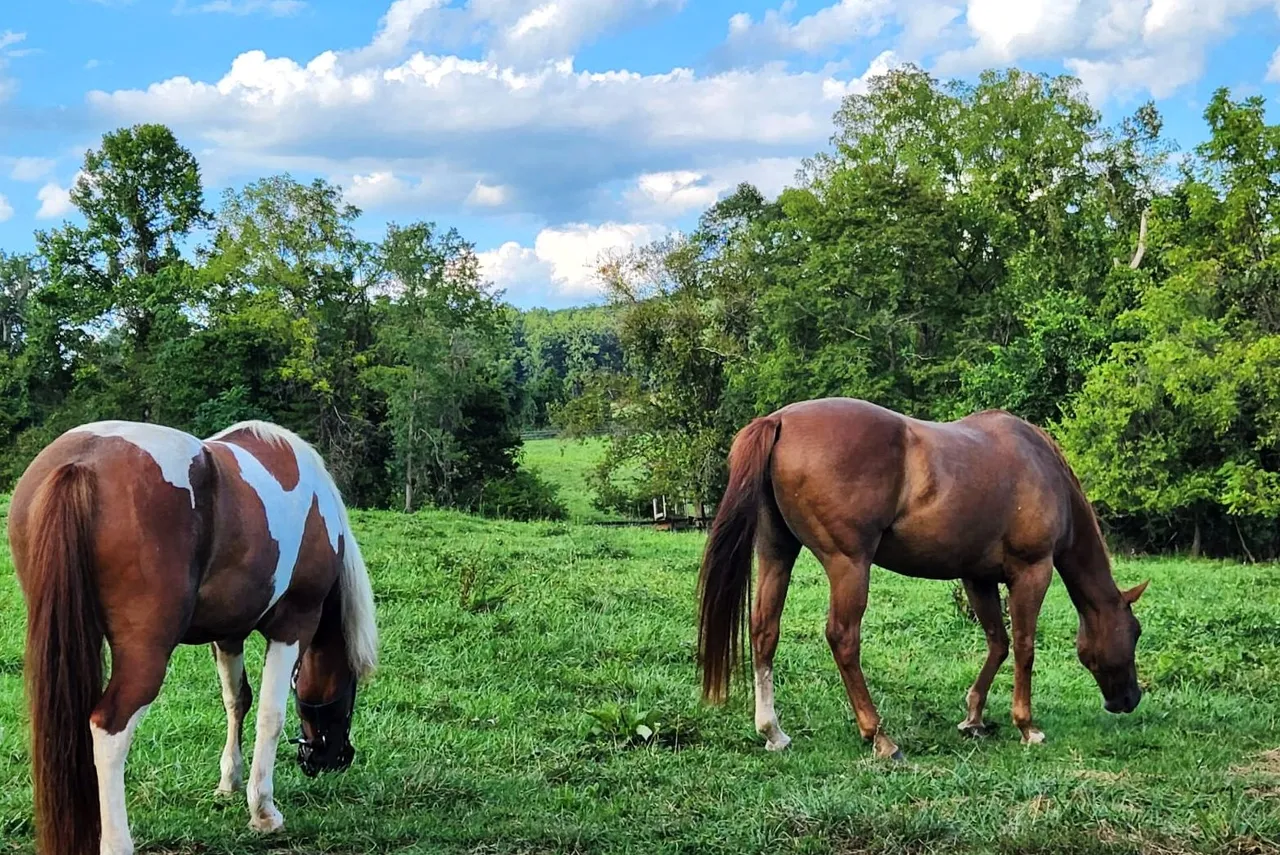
[247,641,298,833]
[216,647,246,793]
[754,663,791,751]
[92,704,149,855]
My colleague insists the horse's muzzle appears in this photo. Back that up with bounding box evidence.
[1104,688,1141,714]
[295,739,355,777]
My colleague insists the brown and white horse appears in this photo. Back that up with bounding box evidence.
[698,398,1147,760]
[7,420,378,855]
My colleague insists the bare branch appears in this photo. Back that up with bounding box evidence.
[1128,207,1149,270]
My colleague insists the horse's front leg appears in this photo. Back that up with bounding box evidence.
[958,579,1009,736]
[822,550,901,760]
[1008,559,1053,744]
[247,640,299,833]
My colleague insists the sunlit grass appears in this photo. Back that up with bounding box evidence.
[0,501,1277,853]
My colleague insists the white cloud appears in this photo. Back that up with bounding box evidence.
[1269,46,1280,82]
[174,0,307,14]
[351,0,683,67]
[36,178,77,220]
[724,0,894,59]
[8,156,56,182]
[0,194,13,223]
[479,221,667,299]
[467,180,509,207]
[821,48,898,100]
[0,31,26,101]
[926,0,1280,101]
[87,47,856,223]
[624,157,800,218]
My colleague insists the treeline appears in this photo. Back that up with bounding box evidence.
[0,125,619,519]
[567,67,1280,559]
[3,66,1278,557]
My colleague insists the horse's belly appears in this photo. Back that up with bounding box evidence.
[874,527,1004,581]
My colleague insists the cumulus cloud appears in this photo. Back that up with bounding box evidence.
[479,221,667,301]
[87,47,864,221]
[36,178,78,220]
[350,0,684,67]
[0,30,26,102]
[930,0,1278,101]
[1269,46,1280,82]
[7,156,55,182]
[0,194,13,223]
[623,157,801,218]
[723,0,894,60]
[467,180,509,207]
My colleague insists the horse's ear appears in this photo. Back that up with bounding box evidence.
[1122,580,1149,605]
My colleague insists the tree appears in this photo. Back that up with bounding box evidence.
[367,221,516,511]
[35,124,208,420]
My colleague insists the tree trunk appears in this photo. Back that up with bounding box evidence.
[403,405,415,513]
[1190,519,1202,559]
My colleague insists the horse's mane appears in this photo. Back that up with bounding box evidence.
[209,420,379,680]
[1022,420,1110,557]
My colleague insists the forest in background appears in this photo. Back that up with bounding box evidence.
[1,65,1278,557]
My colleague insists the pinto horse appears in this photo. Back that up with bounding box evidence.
[697,398,1147,760]
[7,420,378,855]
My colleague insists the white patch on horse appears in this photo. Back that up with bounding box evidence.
[72,421,203,507]
[92,704,150,855]
[207,439,343,614]
[754,663,791,751]
[215,647,247,793]
[247,641,298,833]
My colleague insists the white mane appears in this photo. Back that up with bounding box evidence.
[209,420,379,680]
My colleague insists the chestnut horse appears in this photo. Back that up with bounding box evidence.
[697,398,1147,760]
[7,420,378,855]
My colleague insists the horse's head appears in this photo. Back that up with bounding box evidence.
[1076,580,1148,714]
[291,657,358,777]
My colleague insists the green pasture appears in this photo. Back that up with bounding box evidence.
[0,446,1277,853]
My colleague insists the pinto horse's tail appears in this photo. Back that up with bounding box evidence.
[698,415,781,704]
[22,463,104,855]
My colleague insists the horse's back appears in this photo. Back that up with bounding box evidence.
[9,421,216,631]
[765,399,1073,579]
[196,425,347,644]
[768,398,912,558]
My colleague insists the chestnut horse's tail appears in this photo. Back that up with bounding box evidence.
[698,415,781,704]
[22,463,104,855]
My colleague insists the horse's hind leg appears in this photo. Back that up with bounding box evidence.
[91,646,171,855]
[247,639,300,833]
[822,549,901,761]
[751,507,800,751]
[213,639,253,794]
[958,579,1008,736]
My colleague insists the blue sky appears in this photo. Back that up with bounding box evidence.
[1,0,1279,308]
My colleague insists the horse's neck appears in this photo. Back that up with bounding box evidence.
[1056,498,1122,618]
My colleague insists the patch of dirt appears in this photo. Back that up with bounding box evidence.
[1231,747,1280,779]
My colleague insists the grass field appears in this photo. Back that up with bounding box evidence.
[1,478,1279,852]
[520,436,614,522]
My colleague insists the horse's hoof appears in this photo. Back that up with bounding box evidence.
[889,748,905,763]
[249,806,284,834]
[765,733,791,752]
[1020,728,1046,745]
[216,783,240,797]
[958,721,994,738]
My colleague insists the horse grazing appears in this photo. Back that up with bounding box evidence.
[7,420,378,855]
[697,398,1147,760]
